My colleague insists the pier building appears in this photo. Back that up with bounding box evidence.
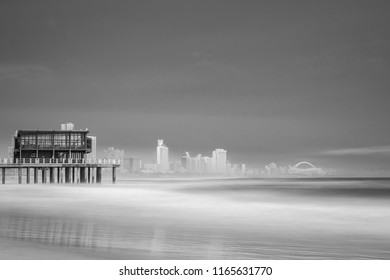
[1,125,119,184]
[13,129,92,161]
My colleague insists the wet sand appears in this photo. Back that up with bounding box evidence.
[1,178,390,259]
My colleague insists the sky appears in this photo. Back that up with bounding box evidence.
[0,0,389,175]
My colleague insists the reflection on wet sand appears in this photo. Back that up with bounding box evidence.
[1,212,107,249]
[0,213,233,259]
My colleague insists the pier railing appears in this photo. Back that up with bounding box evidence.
[0,158,121,165]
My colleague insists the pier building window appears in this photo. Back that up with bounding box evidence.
[70,133,84,149]
[54,133,69,148]
[37,134,53,148]
[21,134,36,148]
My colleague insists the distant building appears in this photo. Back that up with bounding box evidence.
[181,152,198,173]
[181,152,190,171]
[231,163,239,175]
[170,161,181,173]
[204,156,213,174]
[265,162,278,176]
[143,163,157,173]
[212,149,227,174]
[288,161,325,176]
[102,147,124,171]
[123,157,142,173]
[8,147,14,159]
[13,124,92,160]
[198,154,207,174]
[102,147,124,160]
[156,139,169,172]
[241,163,246,175]
[180,149,231,175]
[226,161,232,175]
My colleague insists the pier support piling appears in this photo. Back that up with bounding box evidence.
[80,167,86,183]
[65,167,71,183]
[112,167,116,184]
[42,168,46,184]
[0,162,118,185]
[18,168,22,184]
[96,167,102,183]
[34,168,38,184]
[49,167,55,184]
[57,168,61,183]
[2,167,5,184]
[26,168,30,184]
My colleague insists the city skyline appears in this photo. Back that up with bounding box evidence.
[3,121,319,176]
[0,1,390,176]
[99,139,323,176]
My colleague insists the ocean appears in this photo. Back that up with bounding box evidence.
[1,177,390,259]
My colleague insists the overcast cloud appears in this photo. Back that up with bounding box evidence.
[0,1,389,175]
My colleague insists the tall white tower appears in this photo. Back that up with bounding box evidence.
[156,139,169,172]
[212,148,227,174]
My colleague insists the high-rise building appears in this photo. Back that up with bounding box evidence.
[181,152,191,172]
[198,154,207,174]
[212,148,227,174]
[194,154,201,173]
[156,139,169,172]
[204,156,213,174]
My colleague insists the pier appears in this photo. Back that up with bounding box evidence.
[0,158,120,184]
